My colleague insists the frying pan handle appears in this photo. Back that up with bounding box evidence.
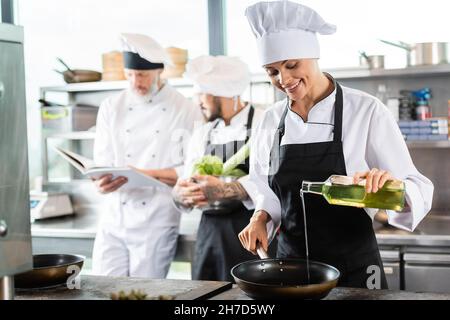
[379,39,412,51]
[256,243,269,259]
[56,57,75,76]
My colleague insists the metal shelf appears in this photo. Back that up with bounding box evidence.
[44,131,449,146]
[46,131,96,140]
[406,140,450,149]
[40,80,128,93]
[40,74,272,93]
[325,64,450,80]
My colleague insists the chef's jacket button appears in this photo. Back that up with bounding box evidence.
[162,108,166,112]
[152,154,156,158]
[126,129,130,133]
[155,130,159,134]
[129,107,133,111]
[122,202,126,205]
[126,154,131,158]
[142,201,146,205]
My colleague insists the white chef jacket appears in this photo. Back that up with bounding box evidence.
[181,104,264,210]
[94,84,204,228]
[249,85,434,240]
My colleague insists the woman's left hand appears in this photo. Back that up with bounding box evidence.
[353,169,399,193]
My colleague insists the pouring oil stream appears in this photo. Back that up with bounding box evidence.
[300,188,310,284]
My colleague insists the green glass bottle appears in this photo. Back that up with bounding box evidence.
[301,175,405,211]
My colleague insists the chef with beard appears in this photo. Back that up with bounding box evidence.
[172,55,276,282]
[92,33,203,278]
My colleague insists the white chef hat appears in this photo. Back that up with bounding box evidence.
[245,1,336,66]
[120,33,171,70]
[185,55,250,98]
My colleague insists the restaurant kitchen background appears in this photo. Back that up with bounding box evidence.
[1,0,450,296]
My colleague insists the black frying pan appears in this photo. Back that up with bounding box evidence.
[14,254,85,289]
[231,246,340,300]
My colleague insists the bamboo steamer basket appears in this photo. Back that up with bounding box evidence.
[165,47,188,64]
[161,47,188,79]
[102,51,126,81]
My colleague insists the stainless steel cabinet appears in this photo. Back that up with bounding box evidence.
[0,24,32,295]
[380,250,401,290]
[404,253,450,293]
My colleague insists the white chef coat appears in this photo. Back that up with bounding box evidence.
[249,85,434,241]
[181,104,264,210]
[94,84,204,229]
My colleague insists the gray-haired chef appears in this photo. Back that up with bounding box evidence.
[92,33,203,278]
[239,1,433,289]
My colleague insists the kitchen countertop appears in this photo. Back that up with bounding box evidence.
[210,285,450,300]
[31,209,450,247]
[15,275,231,300]
[14,276,450,300]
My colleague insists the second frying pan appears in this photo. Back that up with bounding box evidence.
[14,254,85,289]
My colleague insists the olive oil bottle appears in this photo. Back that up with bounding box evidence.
[301,175,405,211]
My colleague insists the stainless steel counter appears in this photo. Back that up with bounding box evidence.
[374,212,450,247]
[30,207,200,261]
[31,207,200,239]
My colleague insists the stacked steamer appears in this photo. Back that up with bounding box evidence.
[161,47,188,79]
[102,51,126,81]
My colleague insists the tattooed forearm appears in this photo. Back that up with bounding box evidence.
[204,181,249,202]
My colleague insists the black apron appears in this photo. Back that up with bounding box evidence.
[192,106,276,282]
[268,79,387,289]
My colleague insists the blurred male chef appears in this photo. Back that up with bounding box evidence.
[172,56,276,282]
[92,33,203,278]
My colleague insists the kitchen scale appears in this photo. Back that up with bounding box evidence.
[30,191,74,221]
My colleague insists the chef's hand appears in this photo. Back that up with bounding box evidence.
[172,178,207,208]
[92,174,128,194]
[353,169,399,193]
[238,210,269,255]
[192,175,249,202]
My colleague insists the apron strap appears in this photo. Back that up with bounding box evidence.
[244,105,255,143]
[205,119,221,149]
[333,81,344,143]
[205,105,255,155]
[268,100,289,169]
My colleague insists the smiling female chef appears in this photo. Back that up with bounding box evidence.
[238,1,434,289]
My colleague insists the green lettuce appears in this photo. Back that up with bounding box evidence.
[191,142,250,178]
